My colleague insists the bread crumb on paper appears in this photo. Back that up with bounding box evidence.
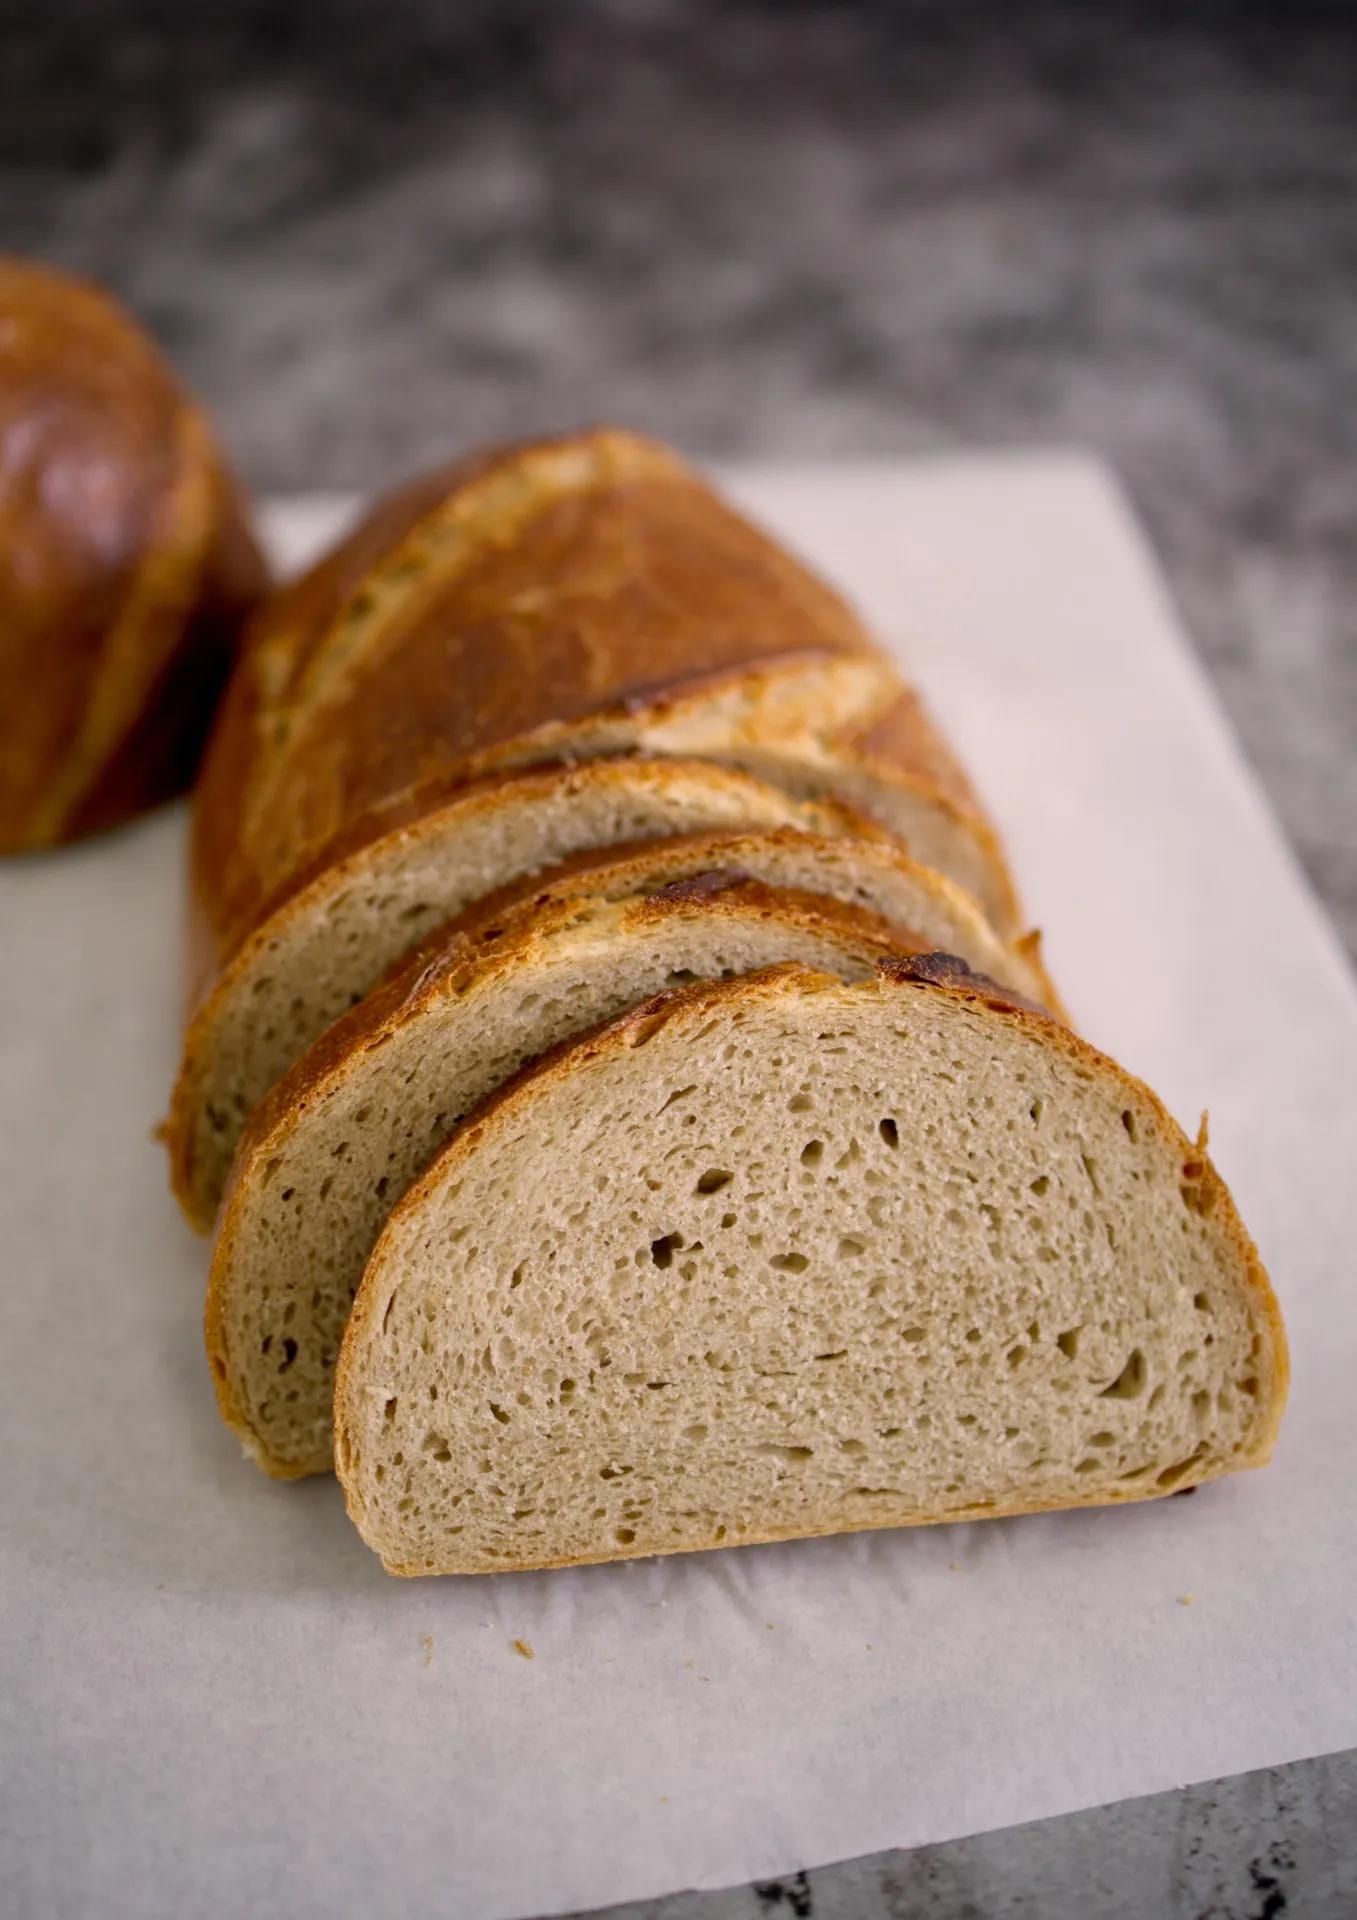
[511,1637,535,1659]
[421,1634,434,1667]
[1178,1593,1196,1607]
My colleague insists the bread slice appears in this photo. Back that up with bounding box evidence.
[207,871,947,1478]
[334,960,1286,1576]
[167,757,869,1231]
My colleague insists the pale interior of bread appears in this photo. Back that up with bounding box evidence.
[211,891,924,1476]
[336,972,1280,1576]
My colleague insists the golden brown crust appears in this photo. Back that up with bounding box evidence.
[188,427,900,969]
[0,257,267,851]
[335,961,1288,1570]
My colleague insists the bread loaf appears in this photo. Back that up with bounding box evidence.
[189,427,1019,969]
[335,961,1286,1576]
[171,430,1029,1226]
[207,837,1048,1476]
[0,257,265,851]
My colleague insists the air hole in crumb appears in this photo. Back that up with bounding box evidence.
[800,1140,824,1167]
[1193,1290,1212,1313]
[1089,1430,1116,1448]
[902,1326,926,1344]
[615,1527,636,1545]
[879,1117,899,1148]
[374,1175,389,1200]
[278,1338,297,1372]
[1121,1109,1138,1140]
[682,1423,707,1441]
[1099,1349,1147,1400]
[1029,1098,1044,1125]
[695,1168,733,1194]
[650,1233,683,1269]
[769,1251,809,1273]
[488,1402,511,1425]
[788,1093,813,1113]
[1030,1175,1050,1195]
[383,1397,397,1424]
[1075,1457,1102,1474]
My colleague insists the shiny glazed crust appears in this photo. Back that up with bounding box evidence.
[0,257,267,851]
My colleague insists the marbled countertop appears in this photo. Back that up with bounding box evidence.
[3,2,1353,1913]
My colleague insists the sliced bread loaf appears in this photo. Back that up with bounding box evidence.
[334,960,1286,1576]
[207,873,938,1476]
[167,757,860,1230]
[190,426,908,968]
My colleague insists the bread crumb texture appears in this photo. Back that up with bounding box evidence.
[335,969,1285,1576]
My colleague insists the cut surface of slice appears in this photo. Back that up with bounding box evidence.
[335,961,1286,1577]
[208,876,933,1476]
[167,756,845,1230]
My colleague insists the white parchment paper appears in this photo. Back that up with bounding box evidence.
[2,456,1354,1920]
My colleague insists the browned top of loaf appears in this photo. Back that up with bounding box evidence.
[191,426,899,962]
[0,257,266,851]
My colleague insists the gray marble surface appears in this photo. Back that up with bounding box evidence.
[2,2,1353,1913]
